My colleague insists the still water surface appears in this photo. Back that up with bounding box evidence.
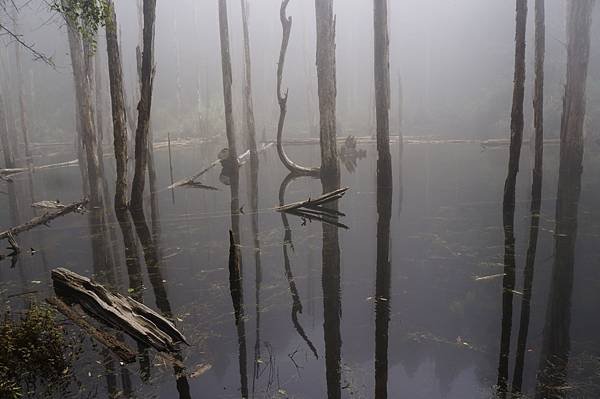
[1,142,599,398]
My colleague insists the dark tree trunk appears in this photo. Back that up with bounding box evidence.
[374,0,391,164]
[63,11,103,206]
[14,20,32,168]
[315,0,339,181]
[512,0,545,393]
[497,1,527,393]
[240,0,257,166]
[130,0,157,211]
[106,0,129,210]
[218,0,238,161]
[536,2,595,396]
[0,92,15,169]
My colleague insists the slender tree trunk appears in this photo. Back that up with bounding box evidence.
[14,20,32,168]
[276,0,320,176]
[106,0,129,210]
[512,2,544,392]
[240,0,257,166]
[94,40,106,164]
[0,92,15,169]
[130,0,157,211]
[374,0,391,164]
[64,12,102,206]
[315,0,339,181]
[218,0,238,162]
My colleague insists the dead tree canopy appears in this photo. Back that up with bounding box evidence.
[52,268,188,353]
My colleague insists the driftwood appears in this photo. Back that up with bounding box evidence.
[0,198,88,242]
[276,0,320,176]
[51,268,187,353]
[46,296,137,364]
[168,142,273,189]
[277,187,349,229]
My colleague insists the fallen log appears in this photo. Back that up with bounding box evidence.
[51,268,188,353]
[276,187,349,229]
[0,198,88,241]
[276,187,349,212]
[46,296,137,364]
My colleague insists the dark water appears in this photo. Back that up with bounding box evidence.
[1,141,600,398]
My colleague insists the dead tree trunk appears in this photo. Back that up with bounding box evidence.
[277,0,320,176]
[373,0,391,164]
[240,0,258,167]
[503,0,528,220]
[536,5,595,397]
[0,92,15,169]
[63,11,103,206]
[94,40,106,166]
[130,0,157,211]
[532,0,545,192]
[315,0,339,181]
[218,0,238,162]
[105,0,129,210]
[14,19,32,168]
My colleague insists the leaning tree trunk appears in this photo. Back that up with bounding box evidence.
[536,5,595,397]
[106,0,129,210]
[218,0,237,162]
[130,0,157,211]
[276,0,320,176]
[374,0,391,164]
[63,12,103,206]
[240,0,258,167]
[315,0,339,182]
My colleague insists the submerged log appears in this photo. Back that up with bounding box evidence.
[277,187,349,229]
[0,198,88,241]
[277,187,349,212]
[46,296,137,364]
[51,268,188,353]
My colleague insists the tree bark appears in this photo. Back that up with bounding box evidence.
[0,92,15,169]
[218,0,237,161]
[315,0,339,181]
[14,18,32,168]
[63,10,103,206]
[277,0,320,176]
[130,0,157,211]
[240,0,258,166]
[374,0,391,163]
[105,0,129,210]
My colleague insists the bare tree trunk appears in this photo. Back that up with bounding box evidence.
[218,0,237,162]
[0,92,15,169]
[130,0,157,211]
[106,0,129,210]
[397,74,403,154]
[13,20,31,168]
[64,12,102,206]
[315,0,339,181]
[374,0,391,164]
[240,0,257,165]
[536,6,595,397]
[512,2,545,392]
[94,40,106,162]
[276,0,320,176]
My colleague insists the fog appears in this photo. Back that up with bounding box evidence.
[6,0,599,144]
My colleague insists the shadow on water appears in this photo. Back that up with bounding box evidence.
[321,171,342,399]
[375,156,393,399]
[225,163,249,398]
[279,173,319,359]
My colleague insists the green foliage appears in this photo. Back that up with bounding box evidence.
[52,0,110,48]
[0,304,76,398]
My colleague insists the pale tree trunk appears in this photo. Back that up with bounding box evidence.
[106,0,129,210]
[130,0,157,211]
[218,0,238,161]
[315,0,339,182]
[94,41,106,161]
[64,14,103,206]
[240,0,257,165]
[0,91,15,169]
[276,0,319,176]
[536,4,595,397]
[374,0,391,164]
[13,18,32,168]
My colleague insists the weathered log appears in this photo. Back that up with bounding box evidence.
[276,187,349,212]
[46,296,137,364]
[277,187,349,229]
[0,198,88,241]
[51,268,188,353]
